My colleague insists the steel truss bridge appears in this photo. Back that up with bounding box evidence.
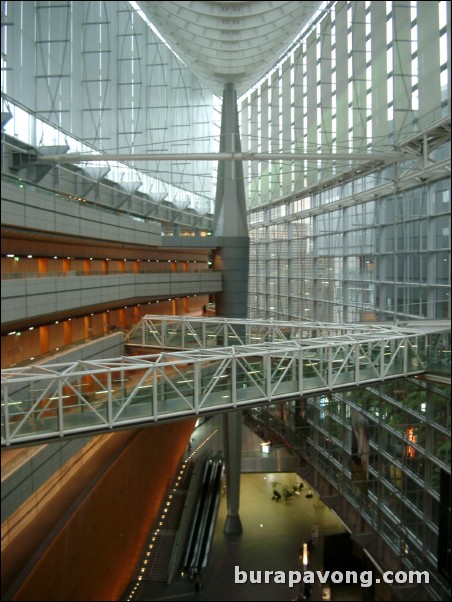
[2,316,450,447]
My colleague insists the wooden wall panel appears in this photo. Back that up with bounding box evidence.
[10,419,195,601]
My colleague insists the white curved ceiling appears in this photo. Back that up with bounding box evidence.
[135,1,323,96]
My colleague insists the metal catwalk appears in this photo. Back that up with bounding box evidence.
[2,316,450,447]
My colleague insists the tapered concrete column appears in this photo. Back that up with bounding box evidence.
[222,410,243,534]
[212,238,249,318]
[214,83,248,534]
[213,83,249,318]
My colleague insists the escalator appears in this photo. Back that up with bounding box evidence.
[182,454,223,575]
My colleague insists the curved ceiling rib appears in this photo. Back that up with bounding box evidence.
[135,1,323,96]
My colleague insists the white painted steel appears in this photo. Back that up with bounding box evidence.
[135,1,323,96]
[2,316,449,447]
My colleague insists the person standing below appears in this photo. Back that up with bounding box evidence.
[192,568,202,592]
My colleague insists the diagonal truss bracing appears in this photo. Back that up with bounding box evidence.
[2,317,450,447]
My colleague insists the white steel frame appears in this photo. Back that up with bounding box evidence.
[2,316,449,447]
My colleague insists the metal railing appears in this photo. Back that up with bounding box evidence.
[2,316,449,447]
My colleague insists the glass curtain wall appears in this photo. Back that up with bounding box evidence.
[1,0,218,215]
[241,0,451,324]
[241,2,451,599]
[252,374,451,600]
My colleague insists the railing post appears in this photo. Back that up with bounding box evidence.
[403,335,408,375]
[162,318,167,348]
[231,354,236,406]
[266,353,271,400]
[57,378,64,438]
[153,366,158,420]
[328,346,333,390]
[299,349,303,394]
[355,342,360,385]
[194,361,200,413]
[3,384,10,446]
[107,370,113,428]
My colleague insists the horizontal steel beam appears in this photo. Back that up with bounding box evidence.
[38,151,410,163]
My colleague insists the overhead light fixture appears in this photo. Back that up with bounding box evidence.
[302,542,309,566]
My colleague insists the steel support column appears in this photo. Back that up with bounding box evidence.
[222,410,243,534]
[213,83,250,319]
[213,83,249,533]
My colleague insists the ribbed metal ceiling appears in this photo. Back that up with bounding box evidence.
[136,1,323,96]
